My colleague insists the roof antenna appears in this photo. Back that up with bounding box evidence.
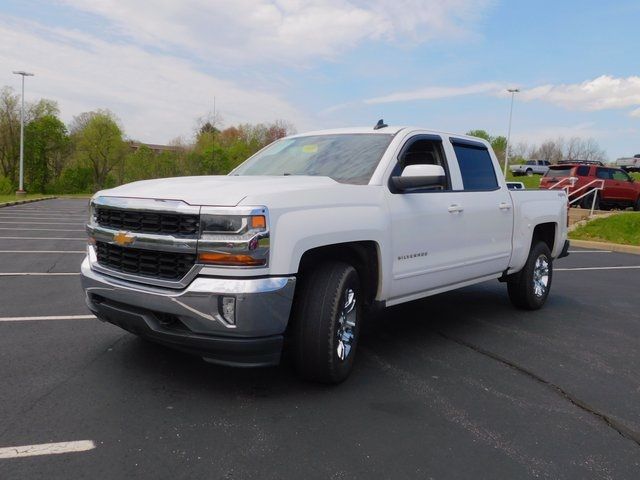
[373,119,388,130]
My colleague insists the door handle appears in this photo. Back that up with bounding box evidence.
[448,204,464,213]
[499,202,512,210]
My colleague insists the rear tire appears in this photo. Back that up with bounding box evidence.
[507,242,553,310]
[581,191,600,210]
[526,169,533,176]
[634,197,640,211]
[291,262,362,384]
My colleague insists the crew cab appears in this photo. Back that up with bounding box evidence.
[81,125,570,383]
[540,162,640,210]
[510,160,550,176]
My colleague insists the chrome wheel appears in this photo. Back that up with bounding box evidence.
[533,255,550,297]
[336,287,357,361]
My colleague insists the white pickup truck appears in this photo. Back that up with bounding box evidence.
[510,159,551,176]
[81,124,570,383]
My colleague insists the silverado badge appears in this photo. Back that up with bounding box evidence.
[113,231,135,247]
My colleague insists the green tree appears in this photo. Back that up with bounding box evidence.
[71,110,126,190]
[466,129,492,142]
[491,135,507,165]
[0,87,20,183]
[124,145,155,183]
[24,114,69,192]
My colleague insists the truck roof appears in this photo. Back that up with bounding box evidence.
[288,126,491,144]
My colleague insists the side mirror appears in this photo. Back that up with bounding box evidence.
[392,164,446,191]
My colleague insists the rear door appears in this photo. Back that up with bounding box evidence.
[611,169,637,204]
[449,138,514,275]
[596,167,617,201]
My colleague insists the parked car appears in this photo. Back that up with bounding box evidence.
[510,160,550,176]
[81,124,570,383]
[616,155,640,173]
[540,162,640,210]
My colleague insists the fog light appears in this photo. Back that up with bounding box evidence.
[220,296,236,325]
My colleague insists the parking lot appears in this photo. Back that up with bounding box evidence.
[1,198,639,479]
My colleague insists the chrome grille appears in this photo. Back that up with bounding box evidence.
[96,206,199,236]
[96,241,196,280]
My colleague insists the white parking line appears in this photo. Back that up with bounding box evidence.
[0,237,86,242]
[556,266,640,271]
[0,213,89,221]
[567,250,612,253]
[0,222,85,225]
[0,440,96,459]
[0,251,85,253]
[0,272,80,276]
[0,314,95,322]
[0,227,85,231]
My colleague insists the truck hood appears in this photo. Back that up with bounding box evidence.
[95,175,340,206]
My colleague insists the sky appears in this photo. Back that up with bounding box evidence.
[1,0,639,160]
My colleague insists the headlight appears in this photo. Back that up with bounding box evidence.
[88,200,97,227]
[198,207,269,267]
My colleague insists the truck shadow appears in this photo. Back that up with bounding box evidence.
[111,280,575,401]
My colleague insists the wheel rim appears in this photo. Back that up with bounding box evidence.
[336,287,357,361]
[533,255,550,297]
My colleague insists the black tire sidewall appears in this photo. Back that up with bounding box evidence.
[291,262,362,384]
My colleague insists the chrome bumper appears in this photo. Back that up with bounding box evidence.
[81,257,296,365]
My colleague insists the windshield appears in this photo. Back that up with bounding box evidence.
[231,134,394,185]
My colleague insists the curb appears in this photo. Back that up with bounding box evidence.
[0,196,57,208]
[569,239,640,255]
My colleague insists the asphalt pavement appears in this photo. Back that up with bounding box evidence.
[1,199,639,479]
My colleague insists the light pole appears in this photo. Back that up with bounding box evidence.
[503,88,519,177]
[12,70,34,195]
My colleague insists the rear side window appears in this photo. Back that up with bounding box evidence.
[596,168,612,179]
[612,170,631,181]
[576,166,590,176]
[545,167,572,178]
[451,142,498,190]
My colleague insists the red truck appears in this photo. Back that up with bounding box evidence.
[540,162,640,210]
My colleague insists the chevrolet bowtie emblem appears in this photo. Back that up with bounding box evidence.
[113,231,135,247]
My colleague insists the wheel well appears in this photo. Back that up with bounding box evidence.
[297,241,380,308]
[532,222,556,252]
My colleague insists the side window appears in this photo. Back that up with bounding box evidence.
[612,169,631,181]
[596,168,612,180]
[393,137,450,191]
[576,166,590,176]
[451,141,499,191]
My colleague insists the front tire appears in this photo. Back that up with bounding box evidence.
[507,242,553,310]
[634,197,640,211]
[526,169,533,176]
[291,262,362,384]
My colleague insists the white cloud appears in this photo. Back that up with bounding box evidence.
[59,0,493,64]
[364,82,503,104]
[0,17,307,143]
[520,75,640,115]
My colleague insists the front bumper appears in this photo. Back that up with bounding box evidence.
[81,257,296,367]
